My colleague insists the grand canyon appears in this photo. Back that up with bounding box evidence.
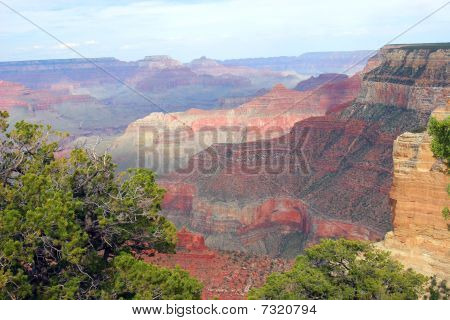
[1,43,449,299]
[149,44,448,257]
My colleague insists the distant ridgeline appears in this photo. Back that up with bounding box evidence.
[221,50,374,75]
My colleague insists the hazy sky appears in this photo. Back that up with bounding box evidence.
[0,0,448,62]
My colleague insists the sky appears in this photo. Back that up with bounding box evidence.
[0,0,448,62]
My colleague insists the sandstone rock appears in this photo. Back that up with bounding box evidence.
[176,227,209,252]
[358,44,449,111]
[377,106,450,281]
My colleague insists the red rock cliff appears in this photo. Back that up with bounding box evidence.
[377,105,450,281]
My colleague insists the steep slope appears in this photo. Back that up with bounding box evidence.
[377,106,450,281]
[294,73,348,91]
[112,74,361,172]
[143,228,292,299]
[160,43,449,257]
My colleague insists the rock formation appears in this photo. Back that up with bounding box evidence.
[0,58,134,89]
[0,55,295,95]
[160,44,449,257]
[358,44,449,112]
[377,106,450,281]
[129,57,252,92]
[0,81,30,110]
[112,74,361,172]
[0,80,96,112]
[0,55,302,140]
[143,228,292,299]
[294,73,348,91]
[188,56,286,79]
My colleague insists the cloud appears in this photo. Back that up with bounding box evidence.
[119,44,134,50]
[0,0,448,61]
[52,42,80,50]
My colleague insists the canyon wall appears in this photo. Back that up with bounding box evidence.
[294,73,348,91]
[0,80,97,112]
[0,55,298,100]
[358,44,448,112]
[221,50,373,75]
[0,52,373,143]
[0,55,304,141]
[160,44,449,257]
[377,106,449,281]
[112,74,361,172]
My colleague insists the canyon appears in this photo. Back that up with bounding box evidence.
[112,73,360,172]
[0,55,301,143]
[0,50,372,116]
[0,51,373,145]
[1,44,448,295]
[157,44,449,257]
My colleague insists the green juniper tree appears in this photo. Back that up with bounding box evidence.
[428,116,450,164]
[0,111,202,299]
[248,239,427,300]
[427,116,450,224]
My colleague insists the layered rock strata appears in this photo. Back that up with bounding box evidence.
[160,44,448,257]
[377,106,449,281]
[113,75,361,172]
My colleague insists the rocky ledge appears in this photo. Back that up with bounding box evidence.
[377,106,450,281]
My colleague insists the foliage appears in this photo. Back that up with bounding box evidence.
[428,116,450,165]
[103,253,202,300]
[443,207,450,220]
[0,112,201,299]
[248,239,427,300]
[426,276,449,300]
[428,116,450,223]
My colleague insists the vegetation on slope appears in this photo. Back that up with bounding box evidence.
[428,116,450,165]
[0,111,202,299]
[248,239,427,300]
[428,116,450,222]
